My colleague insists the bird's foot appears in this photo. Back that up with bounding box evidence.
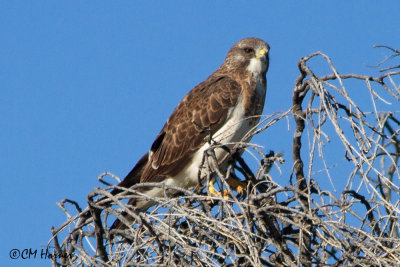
[226,177,247,194]
[207,180,229,202]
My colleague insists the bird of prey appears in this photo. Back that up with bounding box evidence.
[111,37,270,230]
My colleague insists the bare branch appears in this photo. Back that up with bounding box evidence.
[50,47,400,267]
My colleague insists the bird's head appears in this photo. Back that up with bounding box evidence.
[224,37,270,76]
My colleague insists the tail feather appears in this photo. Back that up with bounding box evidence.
[111,153,148,195]
[110,212,129,230]
[109,153,148,231]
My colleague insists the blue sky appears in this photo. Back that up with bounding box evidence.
[1,1,399,266]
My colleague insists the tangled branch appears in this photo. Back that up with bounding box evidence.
[50,46,400,266]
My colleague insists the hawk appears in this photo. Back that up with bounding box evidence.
[111,37,270,230]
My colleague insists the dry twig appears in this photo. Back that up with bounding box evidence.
[50,47,400,267]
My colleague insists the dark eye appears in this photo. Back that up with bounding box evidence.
[243,47,254,54]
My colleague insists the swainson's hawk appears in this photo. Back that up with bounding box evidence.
[112,37,270,230]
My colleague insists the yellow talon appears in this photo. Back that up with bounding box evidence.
[207,176,247,200]
[208,180,218,195]
[208,180,229,200]
[226,177,247,194]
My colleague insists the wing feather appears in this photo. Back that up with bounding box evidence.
[141,75,242,183]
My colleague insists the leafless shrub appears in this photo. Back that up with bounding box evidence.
[50,46,400,266]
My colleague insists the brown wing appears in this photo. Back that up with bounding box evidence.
[113,152,149,193]
[140,75,243,183]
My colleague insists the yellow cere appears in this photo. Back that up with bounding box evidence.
[258,48,267,56]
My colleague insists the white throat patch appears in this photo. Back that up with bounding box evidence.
[246,58,265,76]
